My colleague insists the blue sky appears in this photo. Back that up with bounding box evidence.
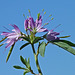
[0,0,75,75]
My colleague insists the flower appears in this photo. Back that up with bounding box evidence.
[24,14,48,34]
[1,24,22,48]
[46,30,60,41]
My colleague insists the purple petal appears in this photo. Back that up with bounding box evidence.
[24,19,28,30]
[29,17,35,29]
[37,28,48,32]
[5,39,15,48]
[50,30,60,36]
[10,24,21,33]
[46,30,60,41]
[27,28,32,31]
[1,32,10,36]
[7,33,20,39]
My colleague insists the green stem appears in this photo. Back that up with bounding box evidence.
[31,44,43,75]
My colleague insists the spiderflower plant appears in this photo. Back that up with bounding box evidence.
[0,10,75,75]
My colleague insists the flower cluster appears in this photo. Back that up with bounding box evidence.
[24,11,60,41]
[1,11,60,48]
[24,14,48,33]
[1,10,74,75]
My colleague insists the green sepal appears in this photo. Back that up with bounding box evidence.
[33,37,43,44]
[50,40,75,55]
[39,41,46,57]
[6,43,15,62]
[13,66,26,70]
[20,36,30,42]
[0,37,7,43]
[37,13,40,20]
[20,43,30,50]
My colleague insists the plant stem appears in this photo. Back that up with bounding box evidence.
[31,44,43,75]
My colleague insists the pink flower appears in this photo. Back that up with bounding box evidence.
[24,15,48,33]
[46,30,60,41]
[1,24,22,48]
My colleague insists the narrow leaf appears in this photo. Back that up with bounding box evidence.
[27,58,30,64]
[39,41,46,57]
[13,66,26,70]
[23,70,30,75]
[0,44,4,47]
[27,58,31,69]
[59,35,70,38]
[0,37,7,43]
[20,56,26,66]
[6,43,15,62]
[20,43,30,50]
[50,41,75,55]
[51,40,75,47]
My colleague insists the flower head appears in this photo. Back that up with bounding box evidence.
[46,30,60,41]
[24,13,48,34]
[1,24,22,48]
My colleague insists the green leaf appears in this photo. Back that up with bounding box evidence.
[20,56,31,70]
[20,56,28,67]
[0,44,4,47]
[6,43,15,62]
[33,37,43,44]
[27,58,31,69]
[13,66,26,70]
[23,70,30,75]
[20,43,30,50]
[20,56,26,65]
[50,40,75,55]
[39,41,46,57]
[27,58,30,64]
[51,40,75,47]
[59,35,70,38]
[0,37,7,43]
[24,58,28,67]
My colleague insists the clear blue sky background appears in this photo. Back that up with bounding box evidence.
[0,0,75,75]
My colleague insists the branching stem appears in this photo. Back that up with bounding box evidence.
[31,44,43,75]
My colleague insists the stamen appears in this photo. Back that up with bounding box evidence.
[27,16,29,18]
[28,9,31,17]
[52,24,61,30]
[23,14,26,19]
[42,12,46,19]
[43,14,52,24]
[3,26,12,32]
[59,30,64,33]
[40,9,44,15]
[47,17,54,23]
[51,17,54,20]
[3,48,6,54]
